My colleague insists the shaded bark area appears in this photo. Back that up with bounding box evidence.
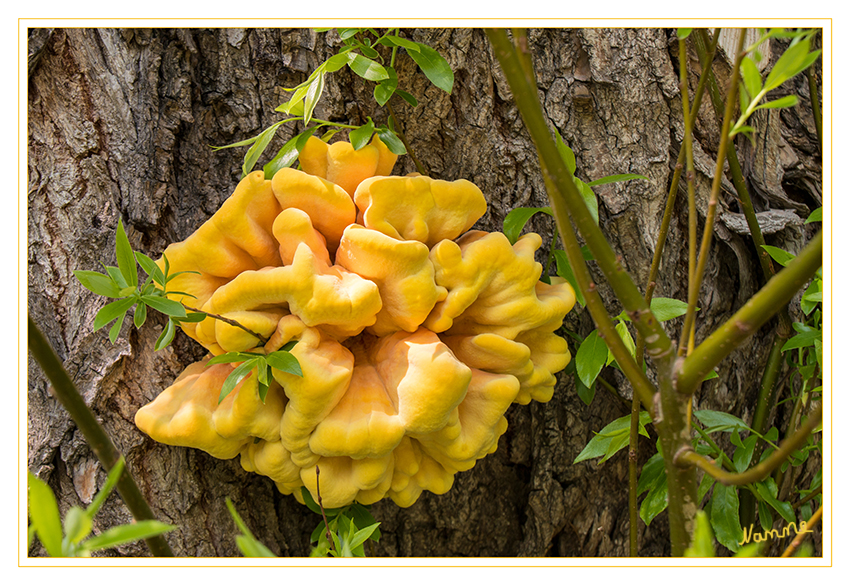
[27,27,821,558]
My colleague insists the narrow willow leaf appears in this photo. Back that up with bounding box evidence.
[756,94,799,110]
[740,56,763,100]
[134,252,165,287]
[575,178,599,224]
[553,250,585,308]
[226,498,278,557]
[574,412,651,464]
[175,311,207,323]
[74,270,124,298]
[754,478,795,524]
[337,28,361,41]
[219,359,260,403]
[63,506,92,546]
[86,458,124,521]
[154,318,176,351]
[384,34,420,52]
[141,295,187,318]
[105,265,128,289]
[264,127,320,179]
[302,73,326,125]
[637,453,668,526]
[586,173,649,187]
[676,28,693,40]
[93,297,137,331]
[115,220,139,289]
[28,472,64,557]
[349,505,381,542]
[349,118,376,150]
[376,127,406,155]
[281,340,299,352]
[348,522,381,551]
[805,207,822,224]
[649,297,691,322]
[374,66,399,106]
[347,53,389,82]
[133,301,147,329]
[266,350,303,377]
[407,42,454,93]
[554,130,576,175]
[108,315,125,344]
[781,329,821,352]
[210,134,261,151]
[207,352,254,366]
[732,434,759,473]
[693,409,751,433]
[576,330,608,389]
[607,321,636,367]
[761,244,795,267]
[242,122,282,176]
[566,360,595,405]
[82,521,175,552]
[323,52,351,73]
[764,40,818,92]
[710,483,743,552]
[395,89,418,107]
[502,206,552,244]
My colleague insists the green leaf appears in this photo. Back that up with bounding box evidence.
[554,130,576,175]
[81,521,175,552]
[226,498,277,557]
[375,127,406,155]
[781,329,821,352]
[764,40,819,92]
[756,95,799,110]
[301,487,322,514]
[108,315,124,344]
[649,297,691,322]
[141,295,187,318]
[175,311,207,324]
[607,321,636,366]
[207,352,258,366]
[115,220,139,289]
[553,250,585,308]
[754,478,795,524]
[761,244,795,267]
[349,505,381,542]
[732,434,759,473]
[693,409,751,433]
[93,297,137,332]
[219,359,260,403]
[575,330,608,389]
[676,28,693,40]
[337,28,361,41]
[348,522,381,552]
[805,207,822,224]
[302,73,326,125]
[266,350,303,377]
[574,411,651,464]
[637,453,668,526]
[264,127,319,179]
[74,270,124,298]
[349,118,376,151]
[374,66,398,107]
[502,206,552,245]
[63,506,92,546]
[154,318,176,351]
[134,252,165,287]
[758,500,774,532]
[347,53,389,81]
[710,483,743,552]
[684,510,715,557]
[407,42,454,93]
[28,472,64,557]
[740,56,763,100]
[384,34,420,53]
[586,173,649,187]
[394,89,418,107]
[242,122,283,176]
[133,302,147,329]
[86,458,124,522]
[575,178,599,224]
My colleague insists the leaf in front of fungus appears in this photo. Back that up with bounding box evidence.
[502,206,552,245]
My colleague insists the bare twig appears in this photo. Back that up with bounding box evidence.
[181,304,269,345]
[316,466,336,554]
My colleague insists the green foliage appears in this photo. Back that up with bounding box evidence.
[301,488,381,557]
[732,29,820,141]
[28,458,175,557]
[206,341,303,404]
[217,28,455,177]
[74,220,203,348]
[573,411,652,465]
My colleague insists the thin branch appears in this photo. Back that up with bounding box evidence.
[675,403,821,485]
[793,485,822,510]
[780,505,822,557]
[316,466,336,554]
[680,35,698,357]
[182,304,269,345]
[386,101,427,176]
[676,231,822,393]
[28,316,175,557]
[679,29,747,353]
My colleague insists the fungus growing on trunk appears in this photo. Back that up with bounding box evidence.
[135,136,576,508]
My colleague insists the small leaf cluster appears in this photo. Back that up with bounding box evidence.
[207,342,302,404]
[28,457,175,557]
[73,219,203,349]
[217,28,454,179]
[636,409,821,553]
[301,488,381,557]
[573,411,652,465]
[732,29,820,141]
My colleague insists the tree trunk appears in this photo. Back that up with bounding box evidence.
[27,27,821,557]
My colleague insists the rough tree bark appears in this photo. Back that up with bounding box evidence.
[27,27,821,557]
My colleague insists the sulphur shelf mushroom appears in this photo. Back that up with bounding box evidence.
[135,135,576,508]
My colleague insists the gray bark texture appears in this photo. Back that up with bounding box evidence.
[27,27,822,558]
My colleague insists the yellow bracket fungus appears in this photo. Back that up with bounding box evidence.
[135,135,576,508]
